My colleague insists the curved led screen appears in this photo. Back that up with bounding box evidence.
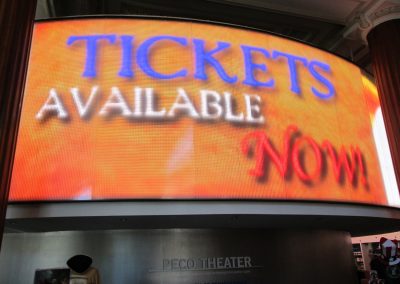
[9,18,399,206]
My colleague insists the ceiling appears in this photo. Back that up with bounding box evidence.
[218,0,369,24]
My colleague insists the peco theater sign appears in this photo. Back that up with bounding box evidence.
[9,18,390,206]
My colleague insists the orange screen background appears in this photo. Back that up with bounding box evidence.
[9,19,388,205]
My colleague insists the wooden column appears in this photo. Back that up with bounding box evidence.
[0,0,37,247]
[367,20,400,193]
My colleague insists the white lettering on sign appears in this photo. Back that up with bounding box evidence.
[36,87,265,125]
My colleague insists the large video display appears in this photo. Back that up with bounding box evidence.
[9,18,399,206]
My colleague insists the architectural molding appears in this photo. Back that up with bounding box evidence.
[344,0,400,43]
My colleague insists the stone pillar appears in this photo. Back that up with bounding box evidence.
[0,0,37,248]
[367,19,400,192]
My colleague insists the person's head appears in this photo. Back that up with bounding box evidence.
[370,270,378,279]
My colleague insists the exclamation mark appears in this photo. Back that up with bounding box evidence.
[356,147,368,186]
